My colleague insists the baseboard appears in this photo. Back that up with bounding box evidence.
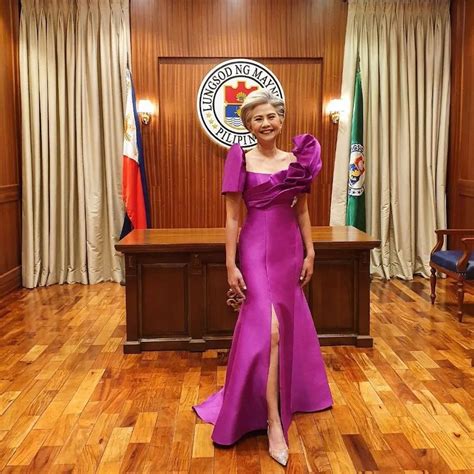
[0,265,21,299]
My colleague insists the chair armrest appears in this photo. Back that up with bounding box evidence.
[435,229,474,236]
[431,229,474,258]
[431,232,445,256]
[457,238,474,272]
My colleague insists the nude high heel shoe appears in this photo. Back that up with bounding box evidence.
[267,421,289,467]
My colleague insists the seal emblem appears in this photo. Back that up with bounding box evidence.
[348,144,366,196]
[197,59,285,149]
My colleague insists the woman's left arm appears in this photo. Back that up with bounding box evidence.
[295,194,315,287]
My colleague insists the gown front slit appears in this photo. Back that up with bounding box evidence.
[193,134,333,446]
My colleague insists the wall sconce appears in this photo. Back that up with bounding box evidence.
[137,99,154,125]
[327,99,345,124]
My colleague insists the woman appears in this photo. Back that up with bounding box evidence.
[193,89,333,466]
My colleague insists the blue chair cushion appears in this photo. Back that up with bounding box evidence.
[431,250,474,279]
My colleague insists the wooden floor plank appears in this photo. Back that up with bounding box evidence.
[96,426,133,472]
[6,429,49,466]
[0,277,471,472]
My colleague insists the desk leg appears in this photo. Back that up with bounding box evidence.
[357,250,373,347]
[189,253,206,351]
[124,255,141,354]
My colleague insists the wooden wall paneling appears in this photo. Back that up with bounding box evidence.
[0,0,21,298]
[448,0,474,248]
[0,2,20,188]
[0,200,21,272]
[448,0,462,236]
[131,0,348,229]
[319,0,348,225]
[155,58,323,228]
[156,59,223,228]
[457,2,474,185]
[167,0,327,59]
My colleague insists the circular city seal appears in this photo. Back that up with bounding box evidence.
[348,144,366,197]
[196,59,285,149]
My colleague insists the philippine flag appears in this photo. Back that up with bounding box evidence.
[120,69,151,239]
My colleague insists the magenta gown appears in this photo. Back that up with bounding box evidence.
[193,134,333,445]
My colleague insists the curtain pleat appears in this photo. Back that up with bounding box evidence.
[20,0,129,287]
[330,0,451,279]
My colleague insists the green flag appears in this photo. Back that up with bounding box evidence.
[346,67,366,231]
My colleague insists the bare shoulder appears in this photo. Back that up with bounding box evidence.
[244,148,260,168]
[245,148,258,159]
[245,147,296,173]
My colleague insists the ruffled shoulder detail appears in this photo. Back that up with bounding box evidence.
[291,134,322,179]
[243,134,322,208]
[279,134,322,193]
[221,144,247,195]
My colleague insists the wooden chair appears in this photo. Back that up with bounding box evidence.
[430,229,474,322]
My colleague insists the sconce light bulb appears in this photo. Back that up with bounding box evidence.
[327,98,346,124]
[138,100,153,125]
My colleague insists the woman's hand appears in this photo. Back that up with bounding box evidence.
[299,255,314,287]
[227,265,247,299]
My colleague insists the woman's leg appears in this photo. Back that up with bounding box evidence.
[266,305,287,450]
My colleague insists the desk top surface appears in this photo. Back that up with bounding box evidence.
[116,226,380,252]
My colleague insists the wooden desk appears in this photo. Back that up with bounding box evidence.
[116,226,380,353]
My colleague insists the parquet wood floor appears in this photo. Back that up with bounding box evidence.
[0,277,472,473]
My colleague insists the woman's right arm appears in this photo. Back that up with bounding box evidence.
[225,192,247,300]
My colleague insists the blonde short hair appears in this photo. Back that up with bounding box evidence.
[240,89,285,131]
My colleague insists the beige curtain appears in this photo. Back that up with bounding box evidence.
[330,0,451,279]
[20,0,130,287]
